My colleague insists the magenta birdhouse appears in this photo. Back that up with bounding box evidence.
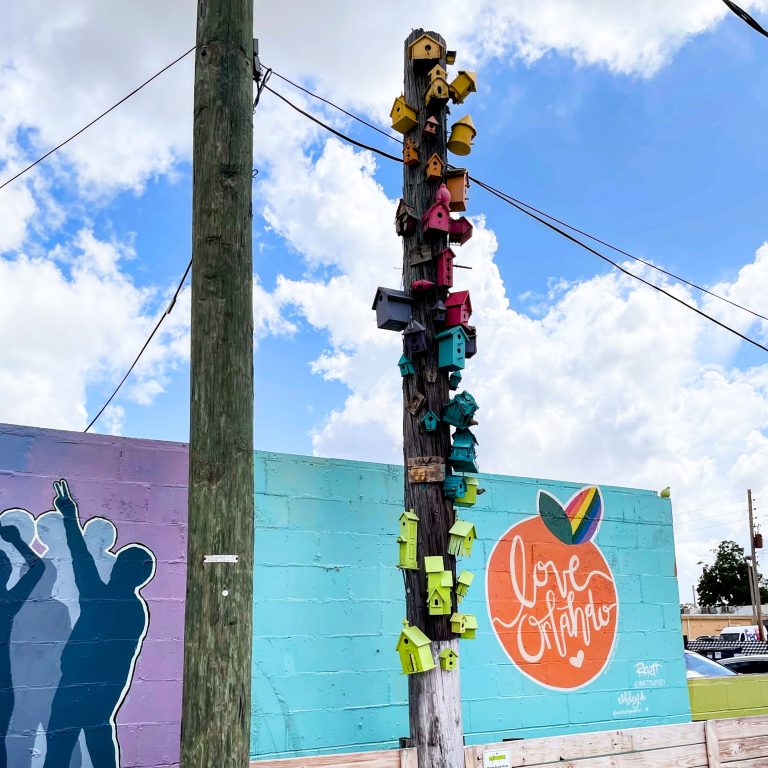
[411,279,436,295]
[422,184,452,239]
[449,216,473,245]
[435,248,455,289]
[445,291,472,327]
[423,116,439,139]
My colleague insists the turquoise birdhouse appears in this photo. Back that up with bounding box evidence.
[448,370,462,391]
[443,475,467,499]
[398,354,415,377]
[449,428,478,473]
[442,391,478,429]
[434,326,468,372]
[422,410,440,432]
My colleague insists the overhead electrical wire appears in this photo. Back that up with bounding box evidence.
[721,0,768,39]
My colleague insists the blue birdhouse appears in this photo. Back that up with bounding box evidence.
[449,428,478,473]
[422,410,439,432]
[372,287,414,331]
[404,319,428,356]
[434,326,468,371]
[443,474,467,499]
[442,391,479,429]
[398,354,415,377]
[448,371,462,391]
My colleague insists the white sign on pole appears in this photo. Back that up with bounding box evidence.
[482,748,512,768]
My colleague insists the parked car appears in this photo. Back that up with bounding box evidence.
[719,654,768,674]
[720,625,760,642]
[684,650,736,678]
[694,635,719,642]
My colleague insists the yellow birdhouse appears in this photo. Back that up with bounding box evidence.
[397,509,419,570]
[428,64,448,84]
[426,153,444,182]
[439,648,459,671]
[390,95,418,134]
[408,33,445,64]
[403,137,420,167]
[449,71,477,104]
[446,50,457,65]
[447,115,476,156]
[425,78,450,108]
[396,620,436,675]
[444,168,469,213]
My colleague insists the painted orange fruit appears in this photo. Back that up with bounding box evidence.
[486,487,618,690]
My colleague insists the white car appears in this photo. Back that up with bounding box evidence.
[684,650,736,678]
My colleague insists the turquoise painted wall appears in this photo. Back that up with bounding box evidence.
[251,452,691,760]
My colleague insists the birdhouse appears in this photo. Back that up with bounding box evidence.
[448,371,462,390]
[390,96,418,134]
[446,50,457,65]
[428,64,448,84]
[463,614,478,639]
[426,153,444,182]
[439,648,459,671]
[398,354,415,377]
[442,391,479,429]
[395,199,419,237]
[422,184,452,239]
[464,325,477,358]
[449,428,479,473]
[403,137,420,167]
[756,533,764,549]
[436,248,455,288]
[409,244,433,266]
[445,291,472,327]
[449,71,477,104]
[448,519,477,557]
[450,612,467,635]
[455,476,481,508]
[425,77,450,109]
[447,115,476,156]
[443,475,467,499]
[404,319,428,356]
[411,279,436,295]
[435,326,468,371]
[424,555,445,578]
[422,410,440,432]
[396,620,436,675]
[444,168,469,212]
[406,391,427,415]
[427,571,453,616]
[456,571,474,601]
[423,116,439,139]
[430,299,447,324]
[372,287,414,331]
[449,216,473,245]
[397,509,419,570]
[408,33,445,65]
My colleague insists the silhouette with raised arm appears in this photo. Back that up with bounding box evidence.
[0,520,44,768]
[43,480,155,768]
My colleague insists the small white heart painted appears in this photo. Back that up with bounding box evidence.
[570,650,585,669]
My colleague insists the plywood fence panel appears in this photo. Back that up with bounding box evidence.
[249,749,402,768]
[716,715,768,741]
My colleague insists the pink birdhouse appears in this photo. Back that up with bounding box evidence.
[435,248,455,289]
[449,216,473,245]
[445,290,472,327]
[411,279,436,294]
[421,184,452,239]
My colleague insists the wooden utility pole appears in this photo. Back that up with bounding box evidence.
[401,29,464,768]
[181,0,254,766]
[748,489,765,640]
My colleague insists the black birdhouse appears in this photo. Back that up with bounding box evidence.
[404,319,428,356]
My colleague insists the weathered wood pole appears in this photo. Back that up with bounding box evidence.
[401,29,465,768]
[181,0,254,765]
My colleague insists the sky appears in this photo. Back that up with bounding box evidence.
[3,0,768,603]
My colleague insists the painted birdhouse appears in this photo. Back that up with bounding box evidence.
[410,279,436,295]
[455,476,481,508]
[390,96,418,134]
[445,290,472,327]
[403,137,420,167]
[396,620,436,675]
[449,216,473,245]
[450,428,478,473]
[448,519,477,557]
[398,354,415,377]
[436,248,455,288]
[428,64,448,84]
[408,33,445,65]
[424,555,445,579]
[444,168,469,212]
[449,71,478,104]
[430,299,447,324]
[448,370,462,391]
[372,287,414,331]
[395,199,419,237]
[423,116,439,139]
[425,77,450,109]
[426,153,444,182]
[404,319,428,356]
[422,410,440,432]
[443,474,467,499]
[442,391,479,429]
[450,612,467,635]
[464,325,477,358]
[439,648,459,671]
[434,325,468,372]
[409,244,433,267]
[397,509,419,570]
[447,115,476,156]
[427,571,453,616]
[422,184,452,239]
[456,570,474,601]
[463,614,478,639]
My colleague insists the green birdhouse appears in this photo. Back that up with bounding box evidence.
[455,476,481,507]
[448,370,462,391]
[397,509,419,570]
[424,555,445,577]
[434,326,468,371]
[439,648,459,671]
[398,354,415,377]
[442,391,478,429]
[456,570,474,602]
[422,410,439,432]
[448,519,477,557]
[450,612,478,639]
[396,620,436,675]
[427,570,453,616]
[443,475,467,499]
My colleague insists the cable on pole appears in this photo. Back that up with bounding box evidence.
[721,0,768,39]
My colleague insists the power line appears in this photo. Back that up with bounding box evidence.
[0,45,196,192]
[721,0,768,39]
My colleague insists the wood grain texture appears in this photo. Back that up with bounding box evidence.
[249,750,402,767]
[705,720,721,767]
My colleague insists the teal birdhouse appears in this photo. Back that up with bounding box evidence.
[439,648,459,671]
[396,620,436,674]
[422,410,439,432]
[449,428,478,473]
[448,519,477,557]
[456,570,474,602]
[442,391,478,428]
[397,509,419,570]
[443,475,467,499]
[448,370,462,391]
[434,326,468,371]
[398,354,415,377]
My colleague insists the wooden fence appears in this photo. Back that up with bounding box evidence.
[250,714,768,767]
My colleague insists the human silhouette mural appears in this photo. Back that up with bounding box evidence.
[0,480,156,768]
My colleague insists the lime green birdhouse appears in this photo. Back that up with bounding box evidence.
[390,95,418,134]
[439,648,459,671]
[397,509,419,570]
[396,620,436,675]
[448,520,476,557]
[424,555,445,578]
[450,612,467,635]
[455,476,480,507]
[463,614,478,639]
[456,570,474,602]
[427,570,453,616]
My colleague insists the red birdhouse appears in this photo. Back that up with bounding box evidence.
[445,291,472,327]
[449,216,473,245]
[422,184,452,239]
[435,248,455,289]
[423,116,439,139]
[411,279,436,294]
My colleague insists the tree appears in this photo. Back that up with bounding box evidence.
[697,540,768,607]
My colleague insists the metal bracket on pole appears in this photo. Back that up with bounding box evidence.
[253,38,261,82]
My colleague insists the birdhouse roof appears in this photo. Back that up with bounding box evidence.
[408,33,444,57]
[458,571,474,587]
[455,71,478,89]
[395,198,417,219]
[397,623,431,649]
[454,114,476,133]
[372,287,414,310]
[398,354,413,366]
[439,648,458,660]
[450,612,466,625]
[424,555,445,573]
[429,64,448,79]
[400,508,419,522]
[449,520,476,539]
[438,247,456,261]
[445,290,471,310]
[435,325,469,342]
[427,584,450,601]
[464,614,479,630]
[427,153,444,167]
[424,116,439,127]
[404,320,426,336]
[390,95,413,117]
[453,428,478,446]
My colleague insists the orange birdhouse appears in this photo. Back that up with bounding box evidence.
[390,95,418,134]
[426,153,444,182]
[408,33,444,64]
[444,168,469,212]
[449,71,477,104]
[403,137,420,167]
[447,115,476,156]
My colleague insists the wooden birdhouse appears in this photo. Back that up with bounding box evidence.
[372,287,414,331]
[425,77,450,109]
[449,216,473,245]
[456,571,474,601]
[390,96,418,134]
[396,620,436,675]
[444,168,469,212]
[397,509,419,570]
[423,116,439,139]
[434,325,468,372]
[424,555,445,579]
[449,71,477,104]
[436,248,455,288]
[406,391,427,415]
[408,33,445,65]
[445,290,472,327]
[449,428,478,473]
[446,50,457,65]
[404,319,428,356]
[448,520,477,557]
[442,391,479,428]
[463,614,478,639]
[422,410,439,432]
[448,370,462,391]
[427,571,453,616]
[422,184,452,239]
[398,354,415,377]
[450,612,467,635]
[430,299,447,324]
[395,199,419,237]
[464,325,477,358]
[426,153,444,182]
[410,279,436,295]
[756,533,764,549]
[409,244,433,266]
[439,648,459,671]
[428,64,448,84]
[443,474,467,499]
[455,476,481,508]
[403,137,420,167]
[447,115,476,156]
